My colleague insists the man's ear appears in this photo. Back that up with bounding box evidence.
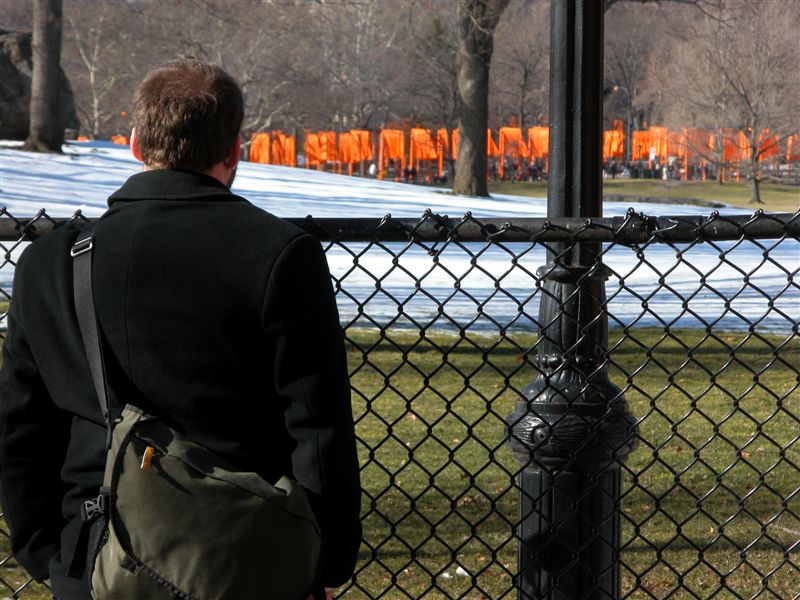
[225,136,241,169]
[130,128,143,163]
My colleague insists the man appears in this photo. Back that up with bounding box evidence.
[0,59,361,599]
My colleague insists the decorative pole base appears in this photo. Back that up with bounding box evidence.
[506,269,638,600]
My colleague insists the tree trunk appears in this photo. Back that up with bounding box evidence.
[453,0,510,197]
[749,175,762,204]
[749,154,763,204]
[24,0,64,153]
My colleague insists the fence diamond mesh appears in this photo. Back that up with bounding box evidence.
[0,208,798,599]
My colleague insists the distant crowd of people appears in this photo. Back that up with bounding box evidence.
[372,158,450,184]
[604,159,717,181]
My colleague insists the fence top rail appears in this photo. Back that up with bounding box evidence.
[1,208,798,243]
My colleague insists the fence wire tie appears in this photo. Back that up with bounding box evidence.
[0,207,21,232]
[17,209,50,238]
[428,210,450,232]
[623,208,645,230]
[542,219,571,233]
[738,208,766,235]
[417,210,451,256]
[413,209,447,236]
[651,217,680,238]
[694,210,723,238]
[610,210,643,245]
[70,209,92,228]
[377,213,392,229]
[460,210,514,243]
[373,213,402,242]
[300,213,337,240]
[485,221,513,241]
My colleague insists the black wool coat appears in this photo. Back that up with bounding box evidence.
[0,169,362,598]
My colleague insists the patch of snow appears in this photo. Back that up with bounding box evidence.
[1,141,795,333]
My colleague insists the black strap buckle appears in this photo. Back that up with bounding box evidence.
[80,494,106,522]
[71,236,94,257]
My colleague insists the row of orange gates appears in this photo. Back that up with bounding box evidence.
[94,127,800,181]
[249,126,800,181]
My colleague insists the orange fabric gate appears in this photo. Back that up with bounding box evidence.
[497,127,529,178]
[378,130,405,179]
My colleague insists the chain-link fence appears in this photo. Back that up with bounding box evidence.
[1,208,798,599]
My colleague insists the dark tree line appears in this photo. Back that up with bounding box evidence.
[7,0,798,202]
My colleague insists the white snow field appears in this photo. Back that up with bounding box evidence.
[1,141,797,333]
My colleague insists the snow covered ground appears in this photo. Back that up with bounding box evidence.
[1,141,797,333]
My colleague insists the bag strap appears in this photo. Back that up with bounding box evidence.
[71,221,115,449]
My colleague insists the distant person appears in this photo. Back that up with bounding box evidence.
[368,162,377,178]
[0,58,361,600]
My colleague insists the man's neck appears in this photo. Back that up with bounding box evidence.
[203,162,236,188]
[142,162,234,188]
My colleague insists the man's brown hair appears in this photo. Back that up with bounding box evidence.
[133,58,244,171]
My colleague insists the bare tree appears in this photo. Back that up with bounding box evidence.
[408,12,460,130]
[301,2,415,131]
[491,0,549,130]
[721,2,800,203]
[453,0,510,197]
[664,0,800,203]
[107,1,304,136]
[190,3,297,132]
[24,0,64,152]
[603,3,663,136]
[63,0,135,138]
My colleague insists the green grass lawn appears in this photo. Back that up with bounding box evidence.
[487,180,800,213]
[1,327,798,599]
[341,327,799,599]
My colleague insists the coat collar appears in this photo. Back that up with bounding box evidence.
[108,169,241,206]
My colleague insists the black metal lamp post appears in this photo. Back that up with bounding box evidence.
[612,84,633,165]
[506,2,638,599]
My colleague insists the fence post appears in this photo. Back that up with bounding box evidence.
[506,2,638,598]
